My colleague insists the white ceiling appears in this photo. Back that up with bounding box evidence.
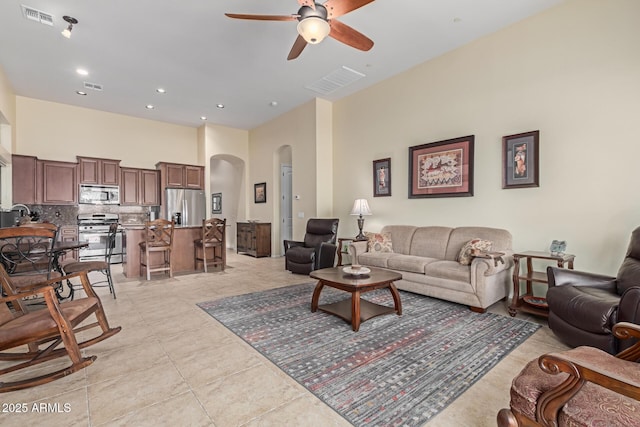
[0,0,564,130]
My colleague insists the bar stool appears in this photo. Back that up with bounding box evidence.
[194,218,226,272]
[139,219,174,281]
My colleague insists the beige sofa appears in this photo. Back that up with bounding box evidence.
[348,225,514,312]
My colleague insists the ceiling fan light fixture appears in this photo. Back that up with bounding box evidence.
[297,17,330,44]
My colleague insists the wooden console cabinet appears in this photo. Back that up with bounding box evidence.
[237,222,271,258]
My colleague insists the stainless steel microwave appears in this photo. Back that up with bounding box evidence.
[78,185,120,205]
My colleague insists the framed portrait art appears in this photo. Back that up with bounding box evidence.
[254,182,266,203]
[408,135,474,198]
[502,130,539,189]
[211,193,222,214]
[373,158,391,197]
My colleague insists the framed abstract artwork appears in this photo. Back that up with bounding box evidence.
[502,130,539,189]
[408,135,475,198]
[254,182,266,203]
[373,158,391,197]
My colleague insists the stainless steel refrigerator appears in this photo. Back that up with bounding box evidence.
[164,189,206,226]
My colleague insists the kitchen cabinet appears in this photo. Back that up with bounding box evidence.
[121,167,160,206]
[77,156,121,186]
[58,225,79,263]
[237,222,271,258]
[156,162,204,190]
[37,160,78,205]
[11,155,37,204]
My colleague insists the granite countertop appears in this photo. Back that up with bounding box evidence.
[120,223,201,230]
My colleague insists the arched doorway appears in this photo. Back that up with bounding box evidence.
[209,154,244,250]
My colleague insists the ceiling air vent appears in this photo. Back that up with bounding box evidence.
[21,5,54,26]
[306,66,366,95]
[83,82,104,91]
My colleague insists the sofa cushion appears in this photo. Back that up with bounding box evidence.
[457,238,493,265]
[408,227,453,259]
[365,231,393,253]
[424,260,472,283]
[387,255,439,274]
[380,226,417,255]
[444,227,513,261]
[358,252,398,268]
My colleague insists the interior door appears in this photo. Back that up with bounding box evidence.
[280,164,292,248]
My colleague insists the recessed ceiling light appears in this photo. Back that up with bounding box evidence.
[145,104,154,109]
[200,116,207,121]
[453,17,462,23]
[76,91,87,96]
[269,101,278,107]
[156,88,166,94]
[76,68,89,76]
[216,104,224,109]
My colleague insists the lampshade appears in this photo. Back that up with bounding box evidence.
[350,199,372,216]
[297,17,330,44]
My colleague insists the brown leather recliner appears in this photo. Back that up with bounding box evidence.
[546,226,640,354]
[284,218,339,275]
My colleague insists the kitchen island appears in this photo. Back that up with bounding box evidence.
[122,225,202,278]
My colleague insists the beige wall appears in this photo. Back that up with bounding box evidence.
[250,100,318,249]
[333,0,640,275]
[15,97,198,169]
[0,65,16,209]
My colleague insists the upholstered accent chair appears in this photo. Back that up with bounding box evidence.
[497,322,640,427]
[284,218,339,275]
[546,226,640,354]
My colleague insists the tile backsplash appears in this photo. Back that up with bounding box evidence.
[28,204,153,226]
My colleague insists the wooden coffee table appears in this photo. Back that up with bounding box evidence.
[310,266,402,331]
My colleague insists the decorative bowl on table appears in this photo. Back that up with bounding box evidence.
[342,265,371,276]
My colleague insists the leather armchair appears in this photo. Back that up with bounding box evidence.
[546,226,640,354]
[284,218,339,275]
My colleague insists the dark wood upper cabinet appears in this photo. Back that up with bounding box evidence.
[140,169,160,206]
[156,162,204,190]
[77,156,121,186]
[120,167,160,206]
[12,154,37,204]
[38,160,78,205]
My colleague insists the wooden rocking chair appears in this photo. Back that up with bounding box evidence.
[0,264,121,392]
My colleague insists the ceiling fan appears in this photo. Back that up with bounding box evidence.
[225,0,375,60]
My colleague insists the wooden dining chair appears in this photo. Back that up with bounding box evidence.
[194,218,226,272]
[0,264,121,392]
[0,226,61,293]
[139,219,175,281]
[62,223,118,299]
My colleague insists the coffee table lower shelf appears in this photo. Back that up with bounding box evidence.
[317,299,398,326]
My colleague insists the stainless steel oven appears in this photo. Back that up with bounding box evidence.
[77,213,124,263]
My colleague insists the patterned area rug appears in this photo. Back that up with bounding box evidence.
[198,283,539,426]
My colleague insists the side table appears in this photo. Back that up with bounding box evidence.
[508,251,575,318]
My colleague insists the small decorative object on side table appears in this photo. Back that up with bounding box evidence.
[508,251,575,318]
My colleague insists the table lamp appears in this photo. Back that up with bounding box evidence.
[350,199,372,241]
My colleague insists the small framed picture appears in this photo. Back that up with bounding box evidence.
[373,158,391,197]
[211,193,222,214]
[409,135,475,198]
[254,182,266,203]
[502,130,540,189]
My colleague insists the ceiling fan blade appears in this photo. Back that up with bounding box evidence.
[287,35,308,60]
[323,0,375,19]
[298,0,316,10]
[329,19,373,51]
[225,13,298,21]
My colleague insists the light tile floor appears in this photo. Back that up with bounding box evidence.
[0,252,568,426]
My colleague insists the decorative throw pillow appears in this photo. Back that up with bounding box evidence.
[365,232,393,253]
[457,238,493,265]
